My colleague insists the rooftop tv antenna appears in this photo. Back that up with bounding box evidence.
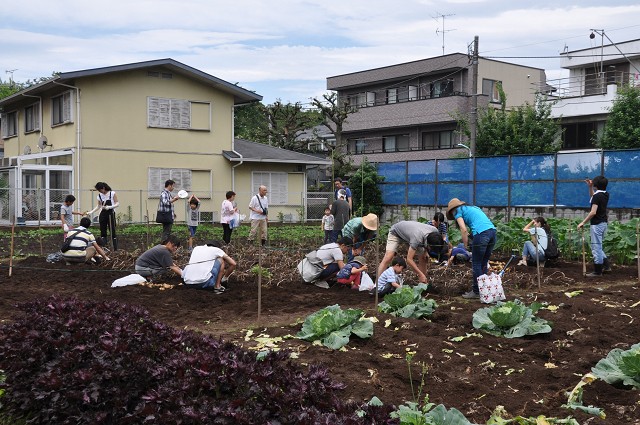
[433,12,456,56]
[5,69,17,86]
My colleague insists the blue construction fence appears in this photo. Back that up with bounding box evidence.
[377,149,640,209]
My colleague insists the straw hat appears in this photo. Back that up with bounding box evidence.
[361,213,378,231]
[446,198,466,220]
[353,256,367,265]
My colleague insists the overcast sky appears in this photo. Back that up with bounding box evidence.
[2,0,639,105]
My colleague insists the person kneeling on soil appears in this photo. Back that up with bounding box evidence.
[135,235,183,279]
[182,240,236,294]
[446,243,471,267]
[377,257,406,296]
[297,237,352,289]
[336,256,368,289]
[62,217,110,265]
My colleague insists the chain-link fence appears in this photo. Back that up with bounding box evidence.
[0,187,337,226]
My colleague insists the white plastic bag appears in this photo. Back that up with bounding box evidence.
[359,271,375,291]
[477,273,506,304]
[111,274,147,288]
[230,212,241,229]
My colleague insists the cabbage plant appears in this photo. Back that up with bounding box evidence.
[378,283,438,319]
[591,343,640,389]
[295,304,373,350]
[472,299,552,338]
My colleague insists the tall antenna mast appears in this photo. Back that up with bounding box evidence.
[5,69,17,86]
[433,12,456,56]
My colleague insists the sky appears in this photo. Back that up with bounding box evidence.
[2,0,640,106]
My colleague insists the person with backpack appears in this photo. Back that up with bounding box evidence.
[61,217,110,265]
[517,217,550,266]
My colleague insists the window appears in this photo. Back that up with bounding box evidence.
[386,88,397,104]
[366,91,375,106]
[383,135,409,152]
[147,97,212,130]
[408,85,418,101]
[430,80,454,98]
[1,111,18,138]
[25,102,40,133]
[52,91,73,125]
[348,138,366,154]
[482,79,502,102]
[422,130,455,150]
[347,93,366,108]
[148,167,192,197]
[252,171,288,205]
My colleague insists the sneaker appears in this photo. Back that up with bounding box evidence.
[461,290,480,299]
[516,260,527,266]
[314,280,330,289]
[213,286,226,294]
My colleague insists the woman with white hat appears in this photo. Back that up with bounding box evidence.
[446,198,496,299]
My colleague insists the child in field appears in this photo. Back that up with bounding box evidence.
[447,243,472,267]
[377,256,406,296]
[60,194,84,240]
[321,207,334,244]
[336,255,368,289]
[187,194,200,252]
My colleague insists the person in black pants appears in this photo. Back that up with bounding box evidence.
[86,182,119,250]
[220,191,238,245]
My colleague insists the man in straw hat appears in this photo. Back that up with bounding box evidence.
[341,213,378,252]
[446,198,496,299]
[376,220,445,286]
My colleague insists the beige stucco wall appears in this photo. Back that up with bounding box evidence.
[478,60,544,107]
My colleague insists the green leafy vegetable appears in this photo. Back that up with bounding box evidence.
[295,304,373,350]
[378,283,438,319]
[472,300,552,338]
[591,343,640,389]
[390,400,472,425]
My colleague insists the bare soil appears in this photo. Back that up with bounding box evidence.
[1,233,640,424]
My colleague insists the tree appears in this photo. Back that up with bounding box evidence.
[458,85,562,156]
[234,102,269,142]
[599,85,640,149]
[310,92,355,180]
[347,159,384,217]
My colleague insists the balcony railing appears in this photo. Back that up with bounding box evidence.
[538,71,634,98]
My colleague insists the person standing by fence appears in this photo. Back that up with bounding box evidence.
[248,185,269,246]
[156,179,180,242]
[577,175,611,277]
[220,191,238,245]
[86,182,119,250]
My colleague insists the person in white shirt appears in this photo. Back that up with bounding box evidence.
[85,182,119,250]
[248,185,269,246]
[517,217,549,266]
[182,240,237,293]
[220,191,238,245]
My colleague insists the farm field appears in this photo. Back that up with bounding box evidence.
[1,232,640,424]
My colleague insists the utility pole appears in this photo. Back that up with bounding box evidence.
[432,12,455,56]
[470,36,479,157]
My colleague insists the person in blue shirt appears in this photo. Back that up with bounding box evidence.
[334,177,352,211]
[446,198,496,299]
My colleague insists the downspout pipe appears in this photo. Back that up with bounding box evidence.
[52,80,81,207]
[231,103,253,191]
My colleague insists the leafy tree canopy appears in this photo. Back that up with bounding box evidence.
[348,159,384,217]
[599,84,640,149]
[459,84,562,156]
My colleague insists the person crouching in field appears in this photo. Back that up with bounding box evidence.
[135,235,183,280]
[182,240,236,294]
[377,257,406,296]
[517,217,549,266]
[336,255,367,290]
[61,217,110,265]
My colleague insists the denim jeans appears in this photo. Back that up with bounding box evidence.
[317,263,340,281]
[471,228,497,293]
[523,241,545,262]
[590,222,608,264]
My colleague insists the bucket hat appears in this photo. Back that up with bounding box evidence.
[361,213,378,231]
[446,198,466,220]
[353,256,367,265]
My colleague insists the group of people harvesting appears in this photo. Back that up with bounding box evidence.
[60,174,611,296]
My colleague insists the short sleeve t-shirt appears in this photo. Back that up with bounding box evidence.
[183,246,225,284]
[590,191,609,225]
[377,267,401,291]
[316,243,344,265]
[60,204,73,226]
[389,221,439,250]
[322,214,335,231]
[528,227,548,252]
[187,206,200,226]
[453,205,495,235]
[135,245,174,270]
[63,227,96,258]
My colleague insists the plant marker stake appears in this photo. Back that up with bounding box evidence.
[581,227,587,277]
[374,216,380,310]
[9,215,15,277]
[145,201,150,248]
[257,226,262,323]
[636,222,639,283]
[535,233,541,291]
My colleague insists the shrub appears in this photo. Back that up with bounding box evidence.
[0,296,395,424]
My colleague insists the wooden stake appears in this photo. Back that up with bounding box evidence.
[9,216,16,277]
[581,227,587,277]
[257,225,263,323]
[636,222,639,283]
[374,216,379,309]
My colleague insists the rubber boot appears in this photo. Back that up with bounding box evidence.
[602,257,612,272]
[586,263,603,277]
